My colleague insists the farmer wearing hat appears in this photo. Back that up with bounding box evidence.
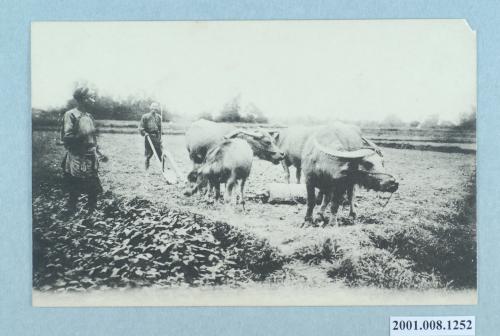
[138,102,163,170]
[61,87,107,214]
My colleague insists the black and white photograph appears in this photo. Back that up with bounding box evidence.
[31,20,476,306]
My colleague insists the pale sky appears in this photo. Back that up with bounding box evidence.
[31,20,476,123]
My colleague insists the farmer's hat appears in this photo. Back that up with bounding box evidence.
[73,87,91,102]
[150,102,161,112]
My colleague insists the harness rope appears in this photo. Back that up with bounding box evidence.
[348,170,397,212]
[381,191,394,209]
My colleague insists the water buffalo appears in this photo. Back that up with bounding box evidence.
[272,126,318,184]
[184,138,253,210]
[301,122,398,227]
[185,119,284,169]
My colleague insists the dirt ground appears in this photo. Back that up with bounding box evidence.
[32,131,476,290]
[104,134,473,235]
[38,133,475,247]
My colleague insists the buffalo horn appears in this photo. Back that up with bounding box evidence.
[313,137,376,159]
[225,129,263,139]
[361,136,383,156]
[240,130,263,138]
[224,129,241,139]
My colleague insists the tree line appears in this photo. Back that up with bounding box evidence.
[198,95,269,124]
[33,94,174,126]
[33,93,270,125]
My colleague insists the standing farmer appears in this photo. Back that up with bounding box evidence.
[138,102,163,170]
[61,87,106,214]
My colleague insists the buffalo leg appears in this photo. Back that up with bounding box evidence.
[282,160,291,184]
[240,178,246,211]
[295,166,301,184]
[315,191,332,227]
[303,181,316,226]
[328,193,342,226]
[214,182,221,201]
[65,190,78,213]
[347,184,356,219]
[316,190,324,205]
[225,175,237,206]
[204,179,215,202]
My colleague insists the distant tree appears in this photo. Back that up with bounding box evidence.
[420,114,440,128]
[242,103,269,123]
[213,95,271,124]
[409,120,420,128]
[37,88,172,124]
[198,111,214,121]
[381,114,406,128]
[439,120,455,128]
[456,107,476,130]
[357,120,381,128]
[216,95,242,122]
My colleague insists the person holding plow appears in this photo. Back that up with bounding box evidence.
[138,102,163,170]
[61,87,107,215]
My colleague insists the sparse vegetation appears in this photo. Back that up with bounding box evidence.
[327,175,476,289]
[327,248,441,289]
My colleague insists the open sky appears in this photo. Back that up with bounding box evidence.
[31,20,475,123]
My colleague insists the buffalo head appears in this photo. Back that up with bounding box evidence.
[225,129,284,164]
[184,167,209,196]
[355,153,399,193]
[313,137,399,193]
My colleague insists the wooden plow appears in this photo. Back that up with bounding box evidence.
[145,134,183,185]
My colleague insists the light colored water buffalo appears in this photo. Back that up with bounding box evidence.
[185,119,284,169]
[272,126,318,184]
[301,122,398,227]
[184,138,253,210]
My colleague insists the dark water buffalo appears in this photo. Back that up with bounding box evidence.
[184,138,253,209]
[185,119,284,169]
[273,126,318,184]
[301,122,398,226]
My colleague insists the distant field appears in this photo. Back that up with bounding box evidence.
[33,118,476,153]
[32,119,285,131]
[363,128,476,152]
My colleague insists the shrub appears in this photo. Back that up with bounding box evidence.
[328,248,441,289]
[294,238,343,265]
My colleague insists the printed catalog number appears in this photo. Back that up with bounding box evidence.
[390,316,475,336]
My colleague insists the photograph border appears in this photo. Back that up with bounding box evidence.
[1,1,497,335]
